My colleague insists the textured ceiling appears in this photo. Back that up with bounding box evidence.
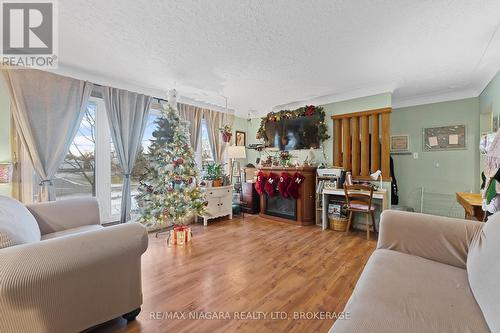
[56,0,500,116]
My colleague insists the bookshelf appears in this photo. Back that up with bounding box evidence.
[315,175,338,227]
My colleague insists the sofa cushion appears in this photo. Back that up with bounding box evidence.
[41,224,103,240]
[0,196,41,249]
[330,249,489,333]
[468,212,500,333]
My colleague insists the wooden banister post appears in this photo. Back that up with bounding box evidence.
[360,115,370,176]
[351,117,360,176]
[334,119,342,166]
[381,113,390,179]
[342,118,351,171]
[371,115,380,173]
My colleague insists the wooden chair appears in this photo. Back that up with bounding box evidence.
[343,184,377,240]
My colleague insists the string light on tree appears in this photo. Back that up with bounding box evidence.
[137,91,206,227]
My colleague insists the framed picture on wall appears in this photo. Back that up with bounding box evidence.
[390,135,409,152]
[235,131,246,146]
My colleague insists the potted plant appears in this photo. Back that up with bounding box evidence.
[203,162,224,187]
[219,125,232,143]
[212,163,224,187]
[279,151,292,166]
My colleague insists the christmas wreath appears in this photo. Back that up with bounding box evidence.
[256,105,330,144]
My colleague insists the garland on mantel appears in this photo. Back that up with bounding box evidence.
[256,105,330,144]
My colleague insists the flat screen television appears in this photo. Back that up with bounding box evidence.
[265,114,320,150]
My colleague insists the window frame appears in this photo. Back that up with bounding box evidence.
[19,102,209,224]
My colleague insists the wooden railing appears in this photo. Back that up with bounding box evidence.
[332,107,392,180]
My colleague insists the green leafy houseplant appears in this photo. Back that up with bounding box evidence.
[203,162,224,186]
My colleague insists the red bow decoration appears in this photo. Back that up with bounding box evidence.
[174,225,189,232]
[305,105,315,116]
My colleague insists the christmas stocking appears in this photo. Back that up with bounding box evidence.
[278,172,291,198]
[255,171,267,195]
[287,172,305,199]
[264,172,279,196]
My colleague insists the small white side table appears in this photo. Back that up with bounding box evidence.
[200,185,233,226]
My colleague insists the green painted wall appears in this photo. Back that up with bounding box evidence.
[246,117,262,165]
[232,115,250,167]
[479,70,500,115]
[232,116,249,141]
[391,98,480,216]
[0,77,11,196]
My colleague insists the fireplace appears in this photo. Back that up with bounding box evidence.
[264,194,297,220]
[258,166,316,226]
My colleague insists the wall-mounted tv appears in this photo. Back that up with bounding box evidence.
[265,114,321,150]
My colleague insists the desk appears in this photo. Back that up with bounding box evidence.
[456,192,484,221]
[321,188,389,230]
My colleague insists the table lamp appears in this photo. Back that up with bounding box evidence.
[370,169,383,190]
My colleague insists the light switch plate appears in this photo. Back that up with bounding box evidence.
[413,152,418,159]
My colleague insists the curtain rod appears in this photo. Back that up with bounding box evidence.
[91,81,231,112]
[91,82,167,103]
[92,83,229,112]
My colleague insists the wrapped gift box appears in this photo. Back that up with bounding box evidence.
[169,225,192,245]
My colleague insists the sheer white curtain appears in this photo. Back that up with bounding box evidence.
[2,69,93,202]
[102,87,152,223]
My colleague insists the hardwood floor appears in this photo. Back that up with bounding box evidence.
[90,215,376,333]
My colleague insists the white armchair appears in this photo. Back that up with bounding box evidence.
[0,196,148,333]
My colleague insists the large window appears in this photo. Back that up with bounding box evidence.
[54,102,96,199]
[53,98,161,223]
[51,103,215,223]
[110,110,160,220]
[200,118,215,166]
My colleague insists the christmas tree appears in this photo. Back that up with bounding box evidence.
[137,103,206,228]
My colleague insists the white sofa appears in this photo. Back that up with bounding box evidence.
[330,210,500,333]
[0,196,149,333]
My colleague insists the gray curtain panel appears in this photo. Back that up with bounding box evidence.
[103,87,151,223]
[205,109,234,162]
[2,69,93,202]
[178,103,203,150]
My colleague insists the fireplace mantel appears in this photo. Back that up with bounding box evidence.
[258,166,317,226]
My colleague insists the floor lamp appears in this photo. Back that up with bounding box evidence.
[227,145,247,184]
